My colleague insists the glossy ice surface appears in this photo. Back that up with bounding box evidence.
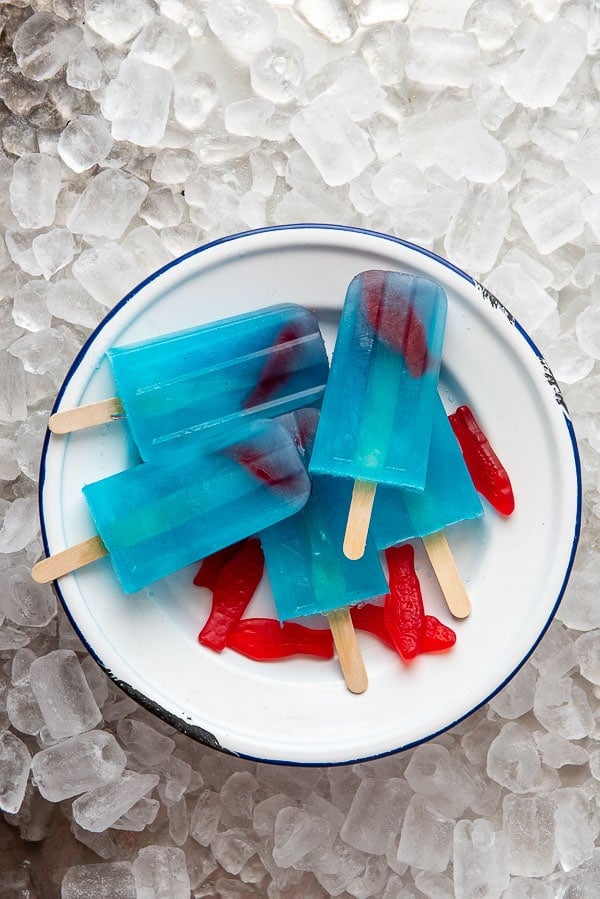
[310,270,447,489]
[83,420,311,594]
[261,410,388,621]
[371,396,484,549]
[108,303,329,462]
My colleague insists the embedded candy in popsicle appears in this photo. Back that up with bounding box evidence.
[49,304,329,462]
[371,395,484,550]
[261,410,388,622]
[31,420,311,594]
[310,270,447,490]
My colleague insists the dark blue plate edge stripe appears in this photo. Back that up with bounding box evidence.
[36,223,582,767]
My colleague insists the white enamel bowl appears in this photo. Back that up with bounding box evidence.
[39,225,581,765]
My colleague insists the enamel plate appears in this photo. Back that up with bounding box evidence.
[39,225,581,765]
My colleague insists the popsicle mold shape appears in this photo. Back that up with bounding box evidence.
[33,421,311,594]
[310,270,448,490]
[49,304,329,461]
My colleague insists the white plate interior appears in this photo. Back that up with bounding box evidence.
[40,226,580,765]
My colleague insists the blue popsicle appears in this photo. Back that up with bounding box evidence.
[370,395,484,550]
[81,420,311,594]
[261,410,388,621]
[310,271,447,490]
[49,305,329,461]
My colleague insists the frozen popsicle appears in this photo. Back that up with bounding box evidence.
[48,304,329,462]
[370,395,484,618]
[260,409,388,693]
[32,420,311,594]
[309,270,448,560]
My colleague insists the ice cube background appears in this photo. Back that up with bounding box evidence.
[0,0,598,896]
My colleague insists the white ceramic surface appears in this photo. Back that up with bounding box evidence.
[39,225,581,765]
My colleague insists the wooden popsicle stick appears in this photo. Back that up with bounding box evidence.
[422,531,471,619]
[343,480,377,561]
[32,536,108,584]
[49,397,125,434]
[327,607,368,694]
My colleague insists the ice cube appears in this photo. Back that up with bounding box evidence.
[273,807,332,868]
[404,744,478,818]
[72,771,160,832]
[290,92,374,187]
[6,685,44,735]
[167,797,189,846]
[575,306,600,360]
[13,11,82,81]
[487,662,537,719]
[360,22,409,86]
[66,42,104,91]
[504,20,587,108]
[130,15,190,68]
[102,58,172,147]
[535,732,588,769]
[250,39,304,104]
[72,242,142,306]
[160,0,207,37]
[465,0,523,51]
[0,496,38,552]
[502,794,557,877]
[445,182,509,273]
[9,153,62,229]
[121,226,173,278]
[220,771,259,820]
[212,828,259,875]
[67,169,148,239]
[61,862,136,899]
[225,98,275,137]
[84,0,157,44]
[517,177,588,255]
[295,0,357,44]
[31,229,74,279]
[29,649,101,740]
[206,0,277,54]
[140,188,185,228]
[173,72,218,130]
[116,718,175,766]
[112,797,160,831]
[487,721,554,793]
[190,789,222,846]
[12,280,52,331]
[453,819,510,898]
[396,795,453,873]
[340,777,410,856]
[406,27,480,88]
[31,731,126,801]
[533,674,595,739]
[0,731,31,814]
[46,279,104,329]
[356,0,409,26]
[58,114,112,173]
[484,262,556,333]
[3,565,56,627]
[575,632,600,684]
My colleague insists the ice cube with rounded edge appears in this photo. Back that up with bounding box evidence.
[29,650,101,740]
[61,863,136,899]
[173,72,218,130]
[9,154,62,230]
[58,115,112,173]
[72,772,160,832]
[129,15,190,68]
[504,20,587,108]
[206,0,277,54]
[13,11,82,81]
[84,0,157,44]
[0,731,31,814]
[31,731,127,801]
[102,59,172,147]
[250,39,304,104]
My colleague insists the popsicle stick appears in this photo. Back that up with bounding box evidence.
[422,531,471,619]
[343,480,377,561]
[327,607,368,694]
[49,397,125,434]
[32,536,108,584]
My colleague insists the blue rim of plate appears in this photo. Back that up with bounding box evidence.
[38,223,582,766]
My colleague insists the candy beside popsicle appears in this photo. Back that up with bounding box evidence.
[371,395,484,618]
[49,304,329,462]
[32,421,311,594]
[260,409,388,693]
[309,270,448,560]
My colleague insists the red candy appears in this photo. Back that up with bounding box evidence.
[420,615,456,653]
[226,619,334,660]
[449,405,515,516]
[193,541,246,591]
[198,538,264,652]
[384,544,425,660]
[243,321,306,410]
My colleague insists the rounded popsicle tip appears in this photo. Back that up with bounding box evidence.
[343,480,377,561]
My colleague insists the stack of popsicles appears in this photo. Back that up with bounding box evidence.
[34,270,486,693]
